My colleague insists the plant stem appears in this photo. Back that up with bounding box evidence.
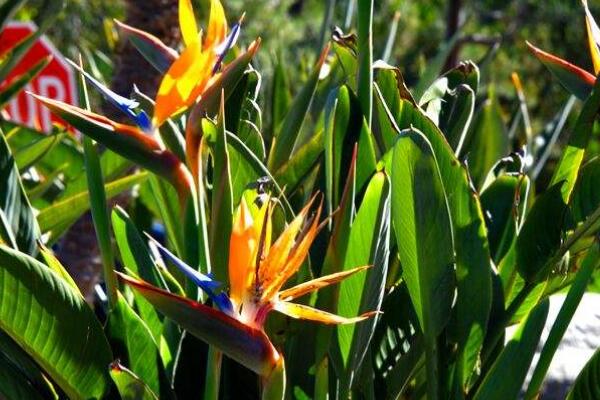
[357,0,373,127]
[203,347,222,400]
[318,0,336,53]
[78,57,118,309]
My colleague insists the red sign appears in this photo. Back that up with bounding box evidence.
[0,21,78,132]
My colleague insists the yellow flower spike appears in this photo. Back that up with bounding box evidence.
[583,0,600,74]
[153,45,214,127]
[204,0,228,51]
[179,0,199,46]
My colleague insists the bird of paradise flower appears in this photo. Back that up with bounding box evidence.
[117,196,374,395]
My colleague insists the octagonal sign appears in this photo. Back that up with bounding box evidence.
[0,21,78,132]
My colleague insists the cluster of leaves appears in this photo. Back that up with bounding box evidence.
[1,0,600,400]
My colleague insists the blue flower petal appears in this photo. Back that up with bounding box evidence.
[212,22,241,74]
[67,59,152,131]
[213,292,235,315]
[145,233,220,293]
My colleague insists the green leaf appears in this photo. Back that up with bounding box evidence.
[324,85,376,215]
[379,90,492,390]
[0,128,40,255]
[0,57,49,109]
[571,158,600,224]
[270,57,292,139]
[566,338,600,399]
[37,172,148,243]
[371,284,424,400]
[412,34,459,101]
[391,128,455,400]
[110,362,159,400]
[112,207,165,343]
[0,0,25,31]
[516,183,568,283]
[438,62,479,154]
[463,91,509,189]
[472,299,549,400]
[274,129,323,196]
[526,241,600,399]
[336,171,390,393]
[356,0,373,126]
[209,104,234,283]
[0,245,112,399]
[13,132,64,172]
[550,75,600,202]
[107,294,164,396]
[268,46,328,171]
[481,174,529,263]
[0,352,45,400]
[0,330,57,400]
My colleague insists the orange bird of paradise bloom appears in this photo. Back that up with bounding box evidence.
[153,0,243,127]
[117,195,375,375]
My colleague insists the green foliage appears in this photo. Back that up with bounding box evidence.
[2,0,600,399]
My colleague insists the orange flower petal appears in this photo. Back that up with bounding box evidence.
[154,44,215,126]
[179,0,199,46]
[278,265,371,301]
[204,0,228,51]
[274,301,376,325]
[229,198,258,306]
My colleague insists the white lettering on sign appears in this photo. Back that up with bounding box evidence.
[38,76,66,131]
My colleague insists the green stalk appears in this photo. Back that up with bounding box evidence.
[78,57,117,309]
[357,0,374,127]
[382,11,401,63]
[203,347,222,400]
[318,0,336,53]
[344,0,356,29]
[525,241,600,399]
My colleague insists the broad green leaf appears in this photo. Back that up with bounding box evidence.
[412,34,459,101]
[391,128,455,400]
[0,57,49,109]
[110,362,159,400]
[0,352,45,400]
[37,172,148,242]
[550,69,600,202]
[527,41,595,101]
[516,183,568,283]
[112,207,165,343]
[473,300,549,400]
[14,132,64,172]
[107,294,164,396]
[0,330,57,400]
[463,91,509,189]
[324,85,376,215]
[38,243,80,293]
[372,284,424,400]
[380,90,492,389]
[566,338,600,399]
[0,245,112,399]
[270,57,292,138]
[268,45,328,171]
[438,62,479,154]
[336,171,390,393]
[274,129,323,196]
[571,158,600,224]
[0,129,40,255]
[481,174,529,263]
[148,175,185,258]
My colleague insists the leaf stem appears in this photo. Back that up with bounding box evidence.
[357,0,374,127]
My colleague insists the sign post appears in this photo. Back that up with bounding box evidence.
[0,21,78,132]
